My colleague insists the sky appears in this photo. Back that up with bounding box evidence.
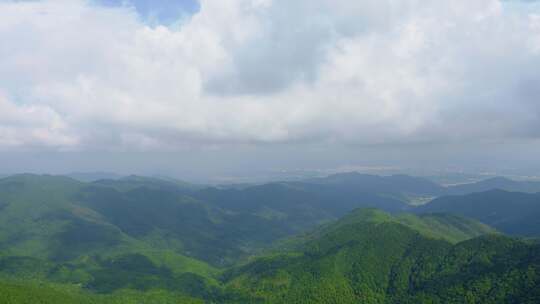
[94,0,200,25]
[1,0,540,181]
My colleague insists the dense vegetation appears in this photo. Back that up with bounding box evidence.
[0,173,418,267]
[224,209,540,303]
[0,173,539,303]
[0,278,205,303]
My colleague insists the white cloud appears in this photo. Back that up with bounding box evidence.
[0,0,539,150]
[0,91,77,148]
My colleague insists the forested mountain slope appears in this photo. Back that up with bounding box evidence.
[225,209,540,303]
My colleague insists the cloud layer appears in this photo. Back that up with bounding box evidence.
[1,0,540,151]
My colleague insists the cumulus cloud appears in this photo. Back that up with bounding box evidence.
[0,0,539,150]
[0,91,76,148]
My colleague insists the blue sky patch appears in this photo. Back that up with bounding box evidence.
[95,0,200,25]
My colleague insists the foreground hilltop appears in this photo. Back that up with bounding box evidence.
[224,209,540,303]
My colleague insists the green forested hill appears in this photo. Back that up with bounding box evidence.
[0,206,537,303]
[0,174,412,268]
[0,174,222,301]
[276,209,496,252]
[224,209,540,304]
[0,174,539,303]
[0,279,205,304]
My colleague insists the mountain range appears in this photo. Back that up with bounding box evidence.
[0,172,539,303]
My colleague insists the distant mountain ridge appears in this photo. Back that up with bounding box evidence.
[445,176,540,194]
[304,172,444,195]
[307,172,540,195]
[417,189,540,236]
[67,172,124,182]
